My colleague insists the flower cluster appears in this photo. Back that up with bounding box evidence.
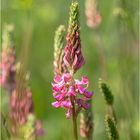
[52,73,93,118]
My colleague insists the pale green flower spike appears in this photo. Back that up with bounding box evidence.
[68,2,79,35]
[2,24,14,49]
[54,25,66,75]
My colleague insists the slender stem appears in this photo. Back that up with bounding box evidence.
[69,70,78,140]
[71,97,78,140]
[108,105,117,123]
[1,112,10,138]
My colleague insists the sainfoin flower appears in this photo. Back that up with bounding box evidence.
[52,73,93,118]
[52,2,94,139]
[52,1,93,119]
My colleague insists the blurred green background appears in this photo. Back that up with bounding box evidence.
[1,0,139,139]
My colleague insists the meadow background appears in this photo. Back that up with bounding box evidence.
[1,0,139,139]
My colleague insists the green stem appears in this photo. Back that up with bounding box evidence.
[71,97,78,140]
[108,105,117,123]
[69,70,78,140]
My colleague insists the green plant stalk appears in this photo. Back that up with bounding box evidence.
[71,96,78,140]
[108,105,117,123]
[1,113,10,139]
[86,102,93,140]
[69,70,78,140]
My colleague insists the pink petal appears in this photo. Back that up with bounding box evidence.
[35,120,45,136]
[81,76,89,85]
[83,91,93,98]
[68,86,76,96]
[52,81,65,91]
[75,76,89,88]
[63,55,70,67]
[76,56,85,70]
[63,73,71,82]
[61,100,72,108]
[73,55,78,67]
[54,93,65,101]
[52,101,61,108]
[54,75,62,83]
[66,108,72,119]
[82,103,90,109]
[77,85,93,98]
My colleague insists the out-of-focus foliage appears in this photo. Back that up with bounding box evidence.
[1,0,139,140]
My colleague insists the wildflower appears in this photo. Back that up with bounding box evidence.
[52,2,93,140]
[52,2,93,119]
[0,24,16,93]
[85,0,102,28]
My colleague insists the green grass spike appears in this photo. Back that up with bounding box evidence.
[99,78,114,105]
[105,115,119,140]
